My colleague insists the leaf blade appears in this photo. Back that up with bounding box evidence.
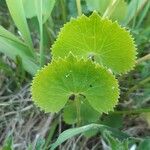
[0,36,39,75]
[52,11,137,74]
[0,25,34,56]
[31,54,119,113]
[50,123,129,150]
[6,0,33,48]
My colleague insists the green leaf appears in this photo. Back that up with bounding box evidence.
[85,0,127,22]
[22,0,35,18]
[42,0,56,23]
[6,0,33,48]
[110,0,127,22]
[0,36,39,75]
[50,123,130,150]
[50,124,97,150]
[2,135,13,150]
[101,113,123,128]
[103,131,129,150]
[0,26,24,45]
[22,0,55,23]
[124,0,149,25]
[136,0,150,28]
[0,25,34,56]
[52,11,137,74]
[0,26,39,75]
[0,59,13,76]
[85,0,110,14]
[31,54,119,113]
[138,139,150,150]
[34,0,44,66]
[63,100,100,124]
[35,137,45,150]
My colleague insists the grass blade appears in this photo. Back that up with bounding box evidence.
[22,0,56,23]
[124,0,148,25]
[35,0,44,67]
[5,0,33,49]
[0,37,39,75]
[136,0,150,28]
[42,0,56,23]
[50,123,129,150]
[0,25,34,57]
[2,135,14,150]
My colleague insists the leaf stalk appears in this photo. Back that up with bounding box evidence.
[76,0,82,16]
[75,95,81,126]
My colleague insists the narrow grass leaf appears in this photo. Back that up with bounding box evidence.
[6,0,33,49]
[136,1,150,28]
[34,0,45,66]
[50,123,129,150]
[124,0,148,25]
[0,25,34,56]
[0,37,39,75]
[22,0,55,23]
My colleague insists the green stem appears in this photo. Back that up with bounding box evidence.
[75,95,81,126]
[44,118,58,149]
[103,0,119,18]
[137,53,150,64]
[40,24,45,67]
[76,0,82,16]
[112,108,150,115]
[126,76,150,96]
[37,0,45,67]
[60,0,67,23]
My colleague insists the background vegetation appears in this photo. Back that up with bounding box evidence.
[0,0,150,149]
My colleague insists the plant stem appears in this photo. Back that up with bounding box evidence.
[137,53,150,64]
[75,95,81,126]
[126,76,150,96]
[44,117,59,149]
[103,0,119,18]
[36,0,45,67]
[40,24,45,67]
[76,0,82,16]
[132,0,138,29]
[112,108,150,115]
[60,0,67,23]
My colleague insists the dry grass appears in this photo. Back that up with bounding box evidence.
[0,79,55,149]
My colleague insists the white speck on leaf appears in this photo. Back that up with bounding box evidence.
[65,74,70,78]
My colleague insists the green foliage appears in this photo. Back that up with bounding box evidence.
[103,131,129,150]
[32,11,137,126]
[0,33,39,75]
[124,0,149,26]
[1,1,150,150]
[52,11,137,74]
[0,0,56,75]
[5,0,33,48]
[31,54,119,113]
[110,0,127,22]
[2,135,13,150]
[35,138,45,150]
[63,100,100,124]
[22,0,56,23]
[85,0,110,14]
[50,123,129,150]
[0,59,13,76]
[85,0,127,22]
[101,114,123,128]
[138,139,150,150]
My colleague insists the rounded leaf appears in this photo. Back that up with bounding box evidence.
[31,54,119,113]
[52,11,137,74]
